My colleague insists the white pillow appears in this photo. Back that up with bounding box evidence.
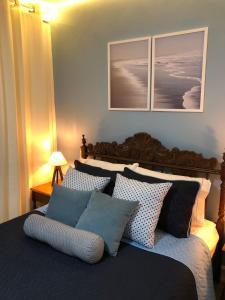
[134,167,211,227]
[113,174,172,248]
[62,167,110,191]
[80,158,139,172]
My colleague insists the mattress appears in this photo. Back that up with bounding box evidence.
[191,219,219,257]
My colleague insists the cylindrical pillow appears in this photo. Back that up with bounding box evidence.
[24,214,104,264]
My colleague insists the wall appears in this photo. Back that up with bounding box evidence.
[51,0,225,221]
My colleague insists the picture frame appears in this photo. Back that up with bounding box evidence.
[108,37,151,111]
[151,27,208,112]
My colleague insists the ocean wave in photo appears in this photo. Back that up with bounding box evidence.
[183,85,201,109]
[110,58,148,109]
[154,51,203,109]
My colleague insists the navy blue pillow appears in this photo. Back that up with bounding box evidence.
[74,160,121,196]
[46,184,92,227]
[123,168,200,238]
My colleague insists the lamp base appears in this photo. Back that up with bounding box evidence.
[52,166,63,186]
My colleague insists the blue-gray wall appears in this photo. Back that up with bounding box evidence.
[51,0,225,222]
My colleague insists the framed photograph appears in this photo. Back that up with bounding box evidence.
[108,37,151,111]
[151,27,208,112]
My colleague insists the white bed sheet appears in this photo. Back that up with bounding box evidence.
[191,219,219,257]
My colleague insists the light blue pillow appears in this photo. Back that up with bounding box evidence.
[46,184,92,227]
[76,191,138,256]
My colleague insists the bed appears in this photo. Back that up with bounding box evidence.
[0,132,224,300]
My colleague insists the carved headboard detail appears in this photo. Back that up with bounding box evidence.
[82,132,218,172]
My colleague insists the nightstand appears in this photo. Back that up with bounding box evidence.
[31,182,61,209]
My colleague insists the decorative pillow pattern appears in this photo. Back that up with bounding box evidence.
[74,160,121,195]
[123,167,200,238]
[62,167,110,191]
[113,174,172,248]
[24,214,104,264]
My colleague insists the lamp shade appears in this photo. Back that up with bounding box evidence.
[48,152,67,166]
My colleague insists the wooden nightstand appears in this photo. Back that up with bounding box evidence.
[31,182,61,209]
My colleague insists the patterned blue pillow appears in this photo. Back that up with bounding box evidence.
[113,174,172,248]
[63,167,110,192]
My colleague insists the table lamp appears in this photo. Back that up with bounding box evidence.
[48,151,67,186]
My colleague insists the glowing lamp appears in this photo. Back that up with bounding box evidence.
[48,151,67,185]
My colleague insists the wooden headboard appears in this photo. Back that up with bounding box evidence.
[81,132,225,243]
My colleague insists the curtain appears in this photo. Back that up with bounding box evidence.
[0,0,56,223]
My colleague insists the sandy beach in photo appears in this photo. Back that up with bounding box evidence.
[109,39,149,109]
[110,58,148,108]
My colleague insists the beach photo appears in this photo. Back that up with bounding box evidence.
[151,28,208,112]
[108,37,150,110]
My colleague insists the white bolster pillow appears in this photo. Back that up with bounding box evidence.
[24,214,104,264]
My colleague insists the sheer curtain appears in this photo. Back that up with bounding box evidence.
[0,0,56,222]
